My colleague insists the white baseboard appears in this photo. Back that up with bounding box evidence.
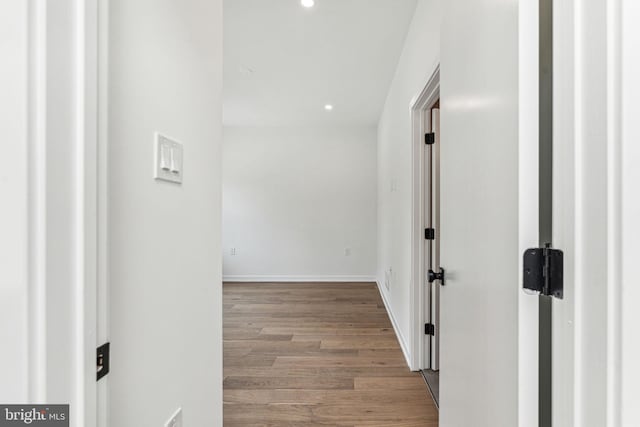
[376,280,412,370]
[223,275,376,283]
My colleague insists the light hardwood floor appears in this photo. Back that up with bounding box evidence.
[223,282,438,426]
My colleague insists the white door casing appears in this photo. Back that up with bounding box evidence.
[620,1,640,424]
[97,0,110,425]
[552,0,638,425]
[410,67,440,372]
[1,0,101,425]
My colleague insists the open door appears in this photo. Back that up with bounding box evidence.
[419,101,442,405]
[431,107,441,371]
[428,106,441,372]
[438,0,539,426]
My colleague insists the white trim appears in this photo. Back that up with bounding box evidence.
[76,0,99,426]
[518,0,540,425]
[552,1,578,425]
[223,275,376,283]
[96,0,110,426]
[376,281,412,370]
[21,0,100,423]
[553,0,627,424]
[409,65,440,372]
[27,0,48,403]
[606,1,622,425]
[619,2,640,425]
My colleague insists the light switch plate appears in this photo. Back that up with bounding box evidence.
[164,408,182,427]
[154,133,183,184]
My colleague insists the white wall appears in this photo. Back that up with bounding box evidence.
[108,1,223,426]
[376,0,443,355]
[223,126,377,282]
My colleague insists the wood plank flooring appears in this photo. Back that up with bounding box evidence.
[223,282,438,426]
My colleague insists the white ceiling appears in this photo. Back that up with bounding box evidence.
[223,0,418,126]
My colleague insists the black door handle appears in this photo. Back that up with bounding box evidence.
[428,268,445,286]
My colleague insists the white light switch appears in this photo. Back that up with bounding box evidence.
[155,133,183,184]
[164,408,182,427]
[170,145,182,174]
[160,143,171,171]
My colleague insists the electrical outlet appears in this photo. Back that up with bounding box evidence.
[344,248,351,256]
[231,248,237,256]
[164,408,182,427]
[385,268,392,290]
[384,273,389,290]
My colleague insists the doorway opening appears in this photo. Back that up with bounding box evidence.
[423,97,441,406]
[409,65,440,407]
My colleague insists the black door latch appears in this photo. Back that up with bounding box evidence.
[523,244,563,299]
[428,267,445,286]
[97,342,110,381]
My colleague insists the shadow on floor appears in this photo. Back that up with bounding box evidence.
[421,369,439,408]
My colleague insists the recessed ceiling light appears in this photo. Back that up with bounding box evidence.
[301,0,315,8]
[324,104,333,111]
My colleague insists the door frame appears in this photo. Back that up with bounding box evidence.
[551,0,631,424]
[74,0,101,424]
[97,0,109,425]
[409,65,440,371]
[80,0,100,425]
[21,0,101,425]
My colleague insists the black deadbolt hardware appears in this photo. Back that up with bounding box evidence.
[97,342,110,381]
[523,244,563,299]
[428,267,445,286]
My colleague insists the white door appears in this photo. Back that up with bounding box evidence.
[430,108,441,371]
[439,0,539,426]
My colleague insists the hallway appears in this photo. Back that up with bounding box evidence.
[223,282,438,426]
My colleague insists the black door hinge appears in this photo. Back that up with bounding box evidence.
[425,323,435,336]
[425,132,435,145]
[523,244,564,299]
[424,228,435,240]
[97,342,110,381]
